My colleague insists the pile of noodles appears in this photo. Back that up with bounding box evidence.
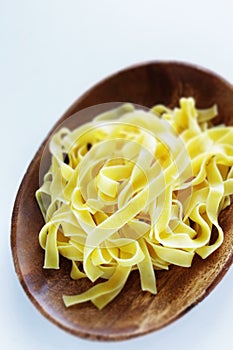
[36,97,233,309]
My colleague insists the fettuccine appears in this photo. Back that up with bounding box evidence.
[36,97,233,309]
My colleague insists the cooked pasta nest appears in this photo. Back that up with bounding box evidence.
[36,97,233,309]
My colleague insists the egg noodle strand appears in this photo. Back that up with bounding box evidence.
[36,98,233,309]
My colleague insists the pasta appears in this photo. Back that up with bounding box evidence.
[36,97,233,309]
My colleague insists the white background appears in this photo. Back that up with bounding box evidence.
[1,0,233,349]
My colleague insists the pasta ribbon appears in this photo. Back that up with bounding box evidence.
[36,97,233,309]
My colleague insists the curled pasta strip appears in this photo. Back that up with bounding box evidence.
[36,97,233,309]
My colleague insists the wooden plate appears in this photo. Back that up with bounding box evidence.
[11,61,233,340]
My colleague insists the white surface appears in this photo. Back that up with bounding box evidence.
[1,0,233,349]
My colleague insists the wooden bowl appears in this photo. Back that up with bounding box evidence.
[11,61,233,341]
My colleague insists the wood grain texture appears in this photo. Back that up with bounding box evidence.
[11,61,233,340]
